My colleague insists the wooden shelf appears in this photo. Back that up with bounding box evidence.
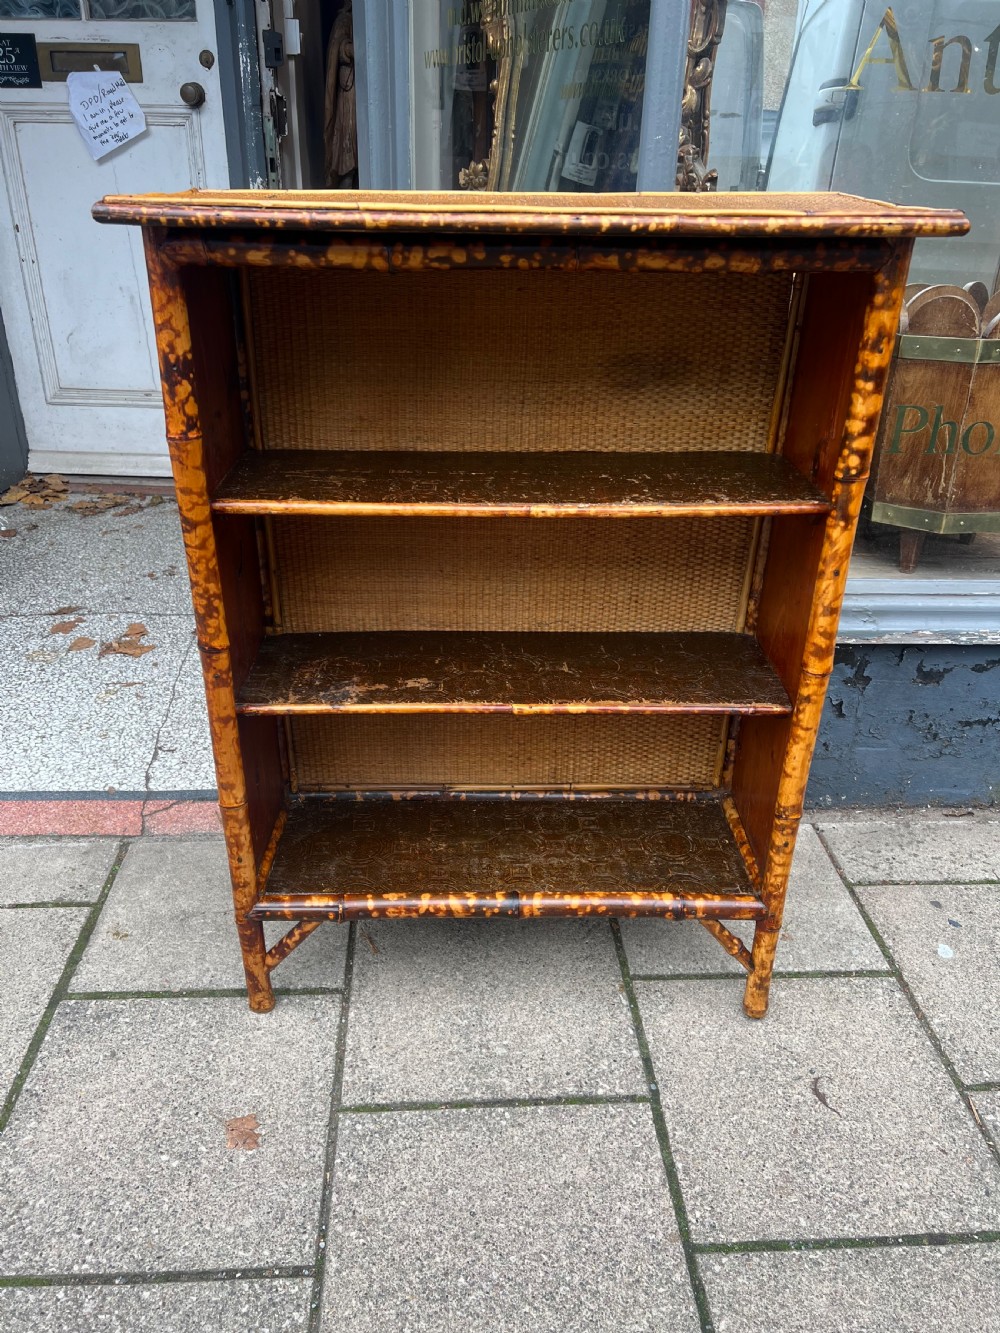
[249,796,764,922]
[212,449,831,519]
[236,631,792,716]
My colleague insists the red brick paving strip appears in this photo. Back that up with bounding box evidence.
[0,799,221,836]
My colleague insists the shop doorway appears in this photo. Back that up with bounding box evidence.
[0,1,234,477]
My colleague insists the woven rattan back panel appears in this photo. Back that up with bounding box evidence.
[246,269,794,452]
[270,516,758,634]
[289,714,727,791]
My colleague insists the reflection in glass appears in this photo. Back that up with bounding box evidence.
[88,0,195,17]
[0,0,80,17]
[412,1,652,192]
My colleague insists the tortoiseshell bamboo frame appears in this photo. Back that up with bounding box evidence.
[94,191,967,1017]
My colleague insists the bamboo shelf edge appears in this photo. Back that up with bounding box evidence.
[210,449,833,518]
[235,631,793,716]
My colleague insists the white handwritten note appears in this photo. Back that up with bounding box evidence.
[67,70,146,162]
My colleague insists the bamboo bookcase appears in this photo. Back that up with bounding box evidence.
[94,190,966,1016]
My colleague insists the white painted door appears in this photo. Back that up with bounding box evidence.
[0,1,233,476]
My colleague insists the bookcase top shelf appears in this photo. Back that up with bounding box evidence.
[94,189,968,241]
[212,450,831,519]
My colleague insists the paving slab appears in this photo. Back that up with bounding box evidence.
[322,1102,697,1333]
[818,817,1000,884]
[0,497,190,616]
[636,977,1000,1242]
[0,907,87,1097]
[970,1091,1000,1154]
[0,614,195,792]
[702,1243,1000,1333]
[341,918,644,1105]
[0,838,118,904]
[0,1278,313,1333]
[0,996,339,1273]
[73,839,348,993]
[859,883,1000,1086]
[621,825,884,977]
[144,643,216,793]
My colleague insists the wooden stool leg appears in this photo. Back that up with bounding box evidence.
[898,530,926,573]
[743,921,780,1019]
[237,918,275,1012]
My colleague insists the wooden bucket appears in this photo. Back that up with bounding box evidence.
[871,283,1000,571]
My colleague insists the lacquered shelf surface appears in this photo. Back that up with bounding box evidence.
[250,796,764,921]
[237,631,792,716]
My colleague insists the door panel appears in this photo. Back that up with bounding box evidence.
[0,9,231,475]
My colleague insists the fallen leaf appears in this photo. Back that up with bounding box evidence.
[113,504,143,518]
[99,622,156,659]
[100,637,156,659]
[147,494,165,506]
[224,1114,262,1150]
[68,636,96,652]
[69,492,133,516]
[50,618,83,635]
[0,528,16,538]
[27,648,60,663]
[361,927,380,955]
[49,605,82,616]
[0,474,68,508]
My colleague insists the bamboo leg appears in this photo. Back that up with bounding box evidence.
[220,804,274,1012]
[237,917,275,1013]
[743,919,780,1019]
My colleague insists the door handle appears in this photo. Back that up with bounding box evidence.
[179,81,206,108]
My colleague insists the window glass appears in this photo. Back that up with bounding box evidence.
[0,0,80,16]
[710,0,1000,593]
[88,0,195,17]
[411,1,655,190]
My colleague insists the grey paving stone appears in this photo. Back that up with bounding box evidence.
[322,1103,698,1333]
[341,918,645,1104]
[0,838,119,904]
[0,496,190,616]
[0,907,87,1096]
[0,996,339,1273]
[0,1279,313,1333]
[73,839,348,993]
[818,817,1000,884]
[0,614,195,792]
[637,977,1000,1242]
[970,1091,1000,1153]
[858,883,1000,1086]
[703,1244,1000,1333]
[621,825,884,977]
[144,642,216,793]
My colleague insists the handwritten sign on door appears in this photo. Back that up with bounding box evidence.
[67,70,146,162]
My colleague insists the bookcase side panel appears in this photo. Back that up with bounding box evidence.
[734,248,911,894]
[778,270,878,496]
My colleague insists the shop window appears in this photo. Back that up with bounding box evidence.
[269,0,1000,637]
